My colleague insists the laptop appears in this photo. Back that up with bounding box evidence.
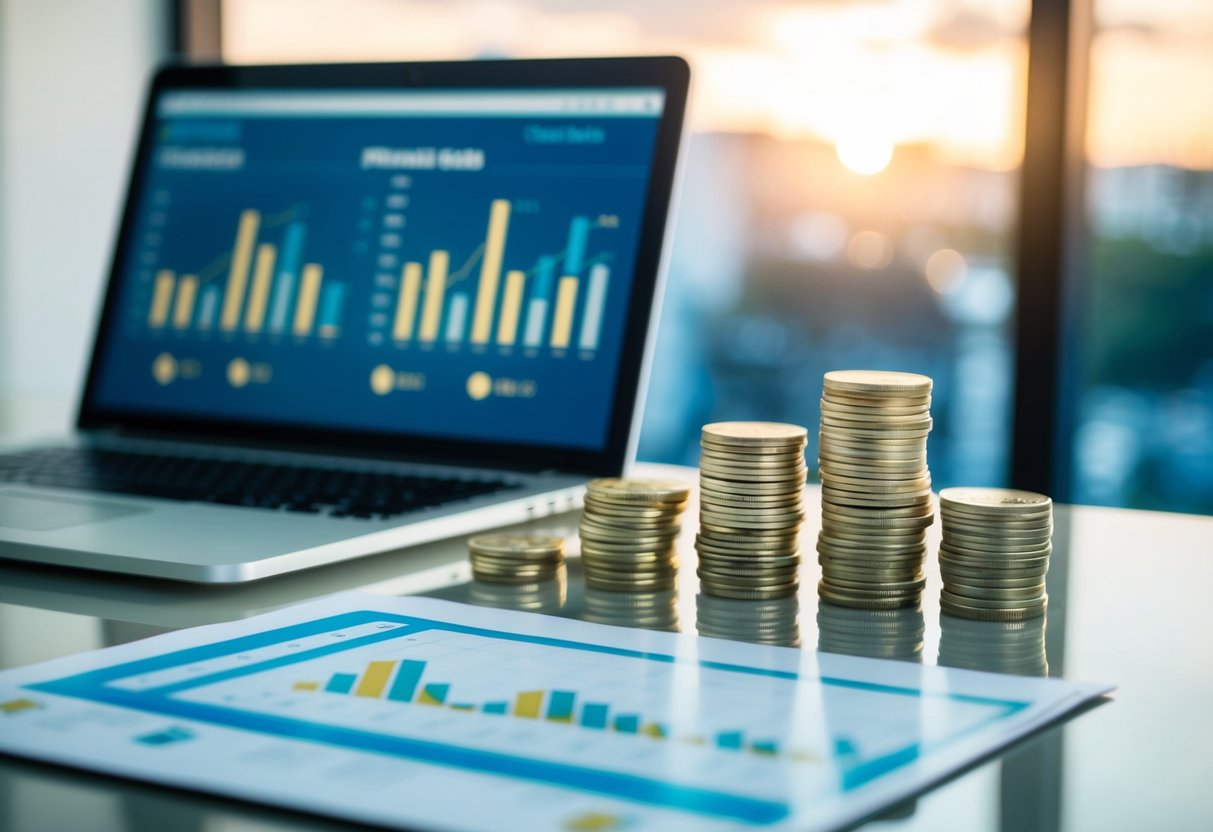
[0,57,689,583]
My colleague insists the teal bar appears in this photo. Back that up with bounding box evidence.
[546,691,575,722]
[387,659,425,702]
[325,673,356,694]
[483,701,508,715]
[614,714,639,734]
[751,740,779,755]
[420,683,449,705]
[716,731,743,750]
[581,703,608,729]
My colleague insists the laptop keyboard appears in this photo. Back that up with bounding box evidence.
[0,447,518,520]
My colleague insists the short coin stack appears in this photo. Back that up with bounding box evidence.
[579,478,690,592]
[817,370,934,609]
[938,487,1052,621]
[468,534,565,584]
[696,422,808,601]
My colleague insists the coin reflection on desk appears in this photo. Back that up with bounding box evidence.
[938,610,1049,677]
[816,603,925,662]
[582,588,679,631]
[468,567,568,614]
[696,593,800,646]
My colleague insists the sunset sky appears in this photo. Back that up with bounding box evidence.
[222,0,1213,171]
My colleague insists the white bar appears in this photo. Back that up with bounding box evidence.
[523,298,548,348]
[445,293,469,344]
[160,90,665,118]
[578,264,610,351]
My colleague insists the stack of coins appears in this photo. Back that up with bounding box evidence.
[817,370,934,609]
[816,605,925,662]
[939,613,1048,676]
[470,572,567,614]
[938,487,1052,621]
[579,478,690,592]
[468,534,565,584]
[583,589,679,631]
[696,422,808,601]
[696,594,800,646]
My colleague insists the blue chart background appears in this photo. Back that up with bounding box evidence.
[92,103,662,450]
[28,610,1027,826]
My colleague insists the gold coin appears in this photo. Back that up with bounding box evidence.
[702,421,809,446]
[823,370,933,395]
[938,487,1052,515]
[468,534,564,557]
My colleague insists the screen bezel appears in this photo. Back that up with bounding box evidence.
[77,57,689,475]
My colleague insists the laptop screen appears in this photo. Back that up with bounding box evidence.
[87,81,670,458]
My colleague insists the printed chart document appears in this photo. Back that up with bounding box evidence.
[0,593,1110,831]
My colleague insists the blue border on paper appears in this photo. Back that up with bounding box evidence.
[27,611,1028,826]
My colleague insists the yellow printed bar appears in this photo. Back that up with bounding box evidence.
[418,250,449,342]
[220,209,261,331]
[243,243,278,332]
[471,199,512,344]
[172,275,198,329]
[514,691,543,719]
[293,264,323,336]
[393,262,424,341]
[292,681,319,691]
[354,661,396,698]
[496,270,526,345]
[550,276,579,348]
[148,270,175,328]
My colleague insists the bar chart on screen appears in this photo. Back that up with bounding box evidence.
[366,187,621,358]
[139,200,350,342]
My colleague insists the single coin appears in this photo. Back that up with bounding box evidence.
[821,489,934,509]
[818,588,921,610]
[940,589,1047,611]
[699,476,806,496]
[701,583,799,601]
[942,530,1053,550]
[702,422,809,447]
[586,478,692,503]
[700,492,805,511]
[821,510,934,530]
[468,534,564,557]
[820,399,931,417]
[938,539,1052,559]
[695,528,799,546]
[823,370,933,395]
[700,438,807,457]
[939,487,1052,516]
[943,582,1047,602]
[821,499,935,519]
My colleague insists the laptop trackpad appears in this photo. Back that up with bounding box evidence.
[0,490,149,531]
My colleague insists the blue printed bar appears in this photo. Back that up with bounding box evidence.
[387,659,425,702]
[716,731,743,750]
[613,714,639,734]
[482,701,508,715]
[325,673,357,694]
[419,683,449,706]
[581,703,608,729]
[751,740,778,756]
[546,690,575,722]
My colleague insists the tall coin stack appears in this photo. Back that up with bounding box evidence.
[938,487,1052,621]
[579,478,690,592]
[696,422,808,601]
[817,370,934,609]
[468,534,565,584]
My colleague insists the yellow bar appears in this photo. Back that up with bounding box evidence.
[418,250,449,342]
[243,243,278,332]
[471,199,511,344]
[293,264,323,336]
[220,209,261,331]
[148,270,175,328]
[550,276,579,348]
[496,270,526,346]
[393,262,423,341]
[354,661,396,698]
[641,723,667,739]
[292,681,319,692]
[514,691,543,719]
[172,275,198,329]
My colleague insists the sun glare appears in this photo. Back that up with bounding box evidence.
[835,135,894,176]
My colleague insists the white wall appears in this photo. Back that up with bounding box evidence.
[0,0,166,400]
